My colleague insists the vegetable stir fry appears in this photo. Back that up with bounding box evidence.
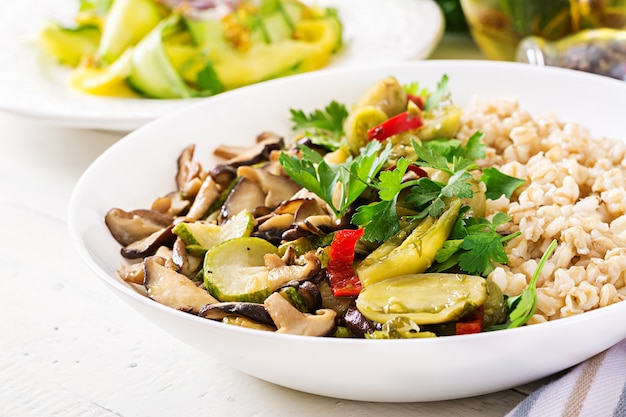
[37,0,342,98]
[105,74,552,338]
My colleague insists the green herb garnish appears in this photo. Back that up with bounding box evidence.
[489,239,558,330]
[433,212,521,276]
[289,100,349,150]
[279,140,391,218]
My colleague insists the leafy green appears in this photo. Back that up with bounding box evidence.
[404,139,476,219]
[403,81,429,97]
[432,212,520,276]
[352,158,414,241]
[481,167,526,200]
[488,239,558,330]
[424,74,450,111]
[289,101,349,150]
[196,63,225,96]
[279,140,390,218]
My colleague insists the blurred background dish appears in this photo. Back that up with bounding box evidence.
[459,0,626,61]
[0,0,443,131]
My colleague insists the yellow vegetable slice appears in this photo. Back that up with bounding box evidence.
[357,199,462,287]
[356,273,487,325]
[69,48,138,97]
[343,106,388,155]
[37,22,100,67]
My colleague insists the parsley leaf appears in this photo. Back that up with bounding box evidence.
[352,158,415,241]
[279,140,390,218]
[412,139,453,173]
[432,212,520,276]
[289,101,349,150]
[481,167,526,200]
[352,200,399,242]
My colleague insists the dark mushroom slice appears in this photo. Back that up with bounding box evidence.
[143,256,218,314]
[278,280,322,313]
[198,302,274,326]
[105,208,173,246]
[343,306,380,338]
[213,132,283,168]
[209,164,237,188]
[219,177,266,223]
[121,225,176,259]
[297,281,322,312]
[171,237,202,278]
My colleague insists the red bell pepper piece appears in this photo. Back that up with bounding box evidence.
[455,306,484,335]
[386,163,429,178]
[407,94,425,109]
[327,228,365,297]
[367,111,423,142]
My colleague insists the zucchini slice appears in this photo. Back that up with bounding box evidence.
[356,273,487,325]
[203,237,278,303]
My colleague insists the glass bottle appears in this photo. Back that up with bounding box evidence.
[516,28,626,80]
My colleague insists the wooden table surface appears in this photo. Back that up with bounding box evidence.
[0,31,558,417]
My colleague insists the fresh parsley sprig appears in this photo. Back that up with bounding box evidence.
[289,101,349,150]
[351,158,422,242]
[432,211,521,276]
[488,239,558,330]
[279,140,391,218]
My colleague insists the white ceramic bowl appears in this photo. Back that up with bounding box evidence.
[68,60,626,402]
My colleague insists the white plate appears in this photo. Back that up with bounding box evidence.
[68,60,626,402]
[0,0,444,132]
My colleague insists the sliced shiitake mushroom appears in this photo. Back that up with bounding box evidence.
[264,292,336,336]
[121,226,176,259]
[186,175,221,220]
[198,302,274,326]
[176,144,202,190]
[219,178,266,223]
[266,251,321,291]
[105,208,173,246]
[237,165,301,208]
[151,191,190,217]
[343,306,380,338]
[214,132,283,167]
[143,256,218,314]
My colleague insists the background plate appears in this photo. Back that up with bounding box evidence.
[0,0,444,131]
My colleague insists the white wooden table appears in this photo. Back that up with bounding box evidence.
[0,34,552,417]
